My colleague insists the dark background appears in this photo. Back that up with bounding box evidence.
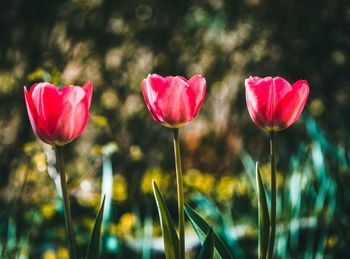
[0,0,350,258]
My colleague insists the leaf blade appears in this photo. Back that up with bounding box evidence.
[197,227,215,259]
[184,203,233,259]
[152,180,179,259]
[86,195,106,259]
[256,162,270,259]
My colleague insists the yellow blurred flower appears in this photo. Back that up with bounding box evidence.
[43,250,56,259]
[141,168,170,194]
[259,163,284,187]
[215,175,249,201]
[90,145,103,155]
[111,212,138,238]
[42,247,68,259]
[153,225,162,237]
[108,223,119,235]
[92,115,108,128]
[57,247,69,259]
[234,177,249,197]
[326,235,337,249]
[41,203,56,219]
[119,213,137,231]
[216,176,236,201]
[184,169,215,193]
[23,141,39,155]
[113,175,128,202]
[129,145,143,161]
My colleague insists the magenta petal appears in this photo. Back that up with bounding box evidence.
[247,77,291,124]
[24,86,48,143]
[275,80,309,129]
[245,76,309,132]
[30,83,59,120]
[141,73,206,128]
[142,77,164,124]
[188,75,206,116]
[24,82,92,146]
[82,81,93,108]
[149,74,167,94]
[30,83,63,142]
[272,77,292,102]
[53,96,89,145]
[156,76,193,127]
[245,77,272,129]
[51,86,88,144]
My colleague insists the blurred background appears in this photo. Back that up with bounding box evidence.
[1,0,350,258]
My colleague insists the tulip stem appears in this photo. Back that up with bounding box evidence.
[172,128,185,259]
[56,146,77,259]
[267,131,276,259]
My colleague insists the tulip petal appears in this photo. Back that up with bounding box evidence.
[155,76,196,127]
[245,76,309,131]
[150,74,167,93]
[28,83,91,146]
[82,81,93,108]
[275,80,309,129]
[148,74,167,102]
[53,86,89,145]
[142,73,206,128]
[30,83,64,143]
[188,75,206,116]
[24,86,48,143]
[142,76,165,124]
[147,74,168,116]
[30,83,59,123]
[245,76,292,130]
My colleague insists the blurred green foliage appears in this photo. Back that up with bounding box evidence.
[1,0,350,258]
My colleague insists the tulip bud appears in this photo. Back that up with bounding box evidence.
[24,81,93,146]
[142,74,206,128]
[245,76,309,132]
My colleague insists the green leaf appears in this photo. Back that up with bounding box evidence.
[86,195,106,259]
[197,227,215,259]
[256,162,270,259]
[184,203,233,259]
[152,180,179,259]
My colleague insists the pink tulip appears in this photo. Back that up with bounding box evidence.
[142,74,206,128]
[24,81,93,146]
[245,76,309,132]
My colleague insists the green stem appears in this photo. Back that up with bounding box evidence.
[267,131,276,259]
[56,146,77,259]
[172,128,185,259]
